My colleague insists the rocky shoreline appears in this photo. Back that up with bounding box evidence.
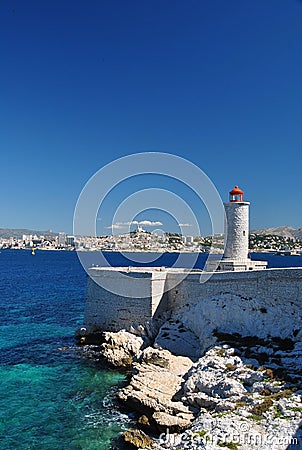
[77,321,302,450]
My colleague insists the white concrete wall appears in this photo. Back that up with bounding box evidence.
[224,202,249,260]
[84,267,302,342]
[167,268,302,310]
[84,268,167,332]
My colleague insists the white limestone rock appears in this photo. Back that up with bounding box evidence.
[183,347,251,411]
[118,347,195,432]
[154,319,200,360]
[280,341,302,370]
[101,330,144,367]
[251,381,281,394]
[152,346,302,450]
[172,293,301,355]
[233,368,264,386]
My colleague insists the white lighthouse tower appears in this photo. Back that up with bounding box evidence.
[224,186,249,260]
[216,186,267,271]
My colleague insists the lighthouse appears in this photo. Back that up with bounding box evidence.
[224,186,249,260]
[213,186,267,272]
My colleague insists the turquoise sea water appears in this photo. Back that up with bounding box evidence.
[1,249,301,449]
[0,250,130,450]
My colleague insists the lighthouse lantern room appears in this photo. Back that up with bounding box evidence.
[229,186,244,202]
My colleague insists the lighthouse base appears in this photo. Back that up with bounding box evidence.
[206,258,267,272]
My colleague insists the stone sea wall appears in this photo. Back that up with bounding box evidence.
[84,267,302,344]
[84,267,168,332]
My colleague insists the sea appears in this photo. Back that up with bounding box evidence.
[0,249,302,450]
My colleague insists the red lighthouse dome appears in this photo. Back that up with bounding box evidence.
[229,186,244,202]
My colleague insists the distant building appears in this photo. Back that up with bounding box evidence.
[182,236,194,245]
[22,234,32,242]
[58,232,66,246]
[66,235,75,246]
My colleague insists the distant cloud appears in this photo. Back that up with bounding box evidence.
[105,220,163,229]
[178,223,192,227]
[119,220,163,227]
[135,220,163,226]
[105,224,124,230]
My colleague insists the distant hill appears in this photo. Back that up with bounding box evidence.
[251,226,302,240]
[0,228,59,239]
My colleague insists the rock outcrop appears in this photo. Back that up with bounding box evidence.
[172,293,302,355]
[153,345,302,450]
[118,347,195,432]
[183,346,251,412]
[154,318,200,361]
[122,429,154,449]
[78,324,302,449]
[101,330,144,367]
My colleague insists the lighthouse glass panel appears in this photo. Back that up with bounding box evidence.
[231,194,243,202]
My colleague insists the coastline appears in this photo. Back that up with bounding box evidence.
[79,325,302,450]
[78,262,302,450]
[4,247,302,256]
[3,247,209,253]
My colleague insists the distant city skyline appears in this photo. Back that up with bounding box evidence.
[1,0,302,234]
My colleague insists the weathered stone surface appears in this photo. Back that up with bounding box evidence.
[183,346,270,411]
[118,347,194,432]
[154,319,200,361]
[152,411,192,432]
[101,330,144,367]
[151,346,302,449]
[156,409,302,450]
[78,297,302,449]
[139,347,171,369]
[122,429,154,449]
[137,415,151,429]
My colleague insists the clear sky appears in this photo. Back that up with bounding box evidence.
[1,0,302,235]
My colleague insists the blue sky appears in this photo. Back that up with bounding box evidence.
[1,0,302,235]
